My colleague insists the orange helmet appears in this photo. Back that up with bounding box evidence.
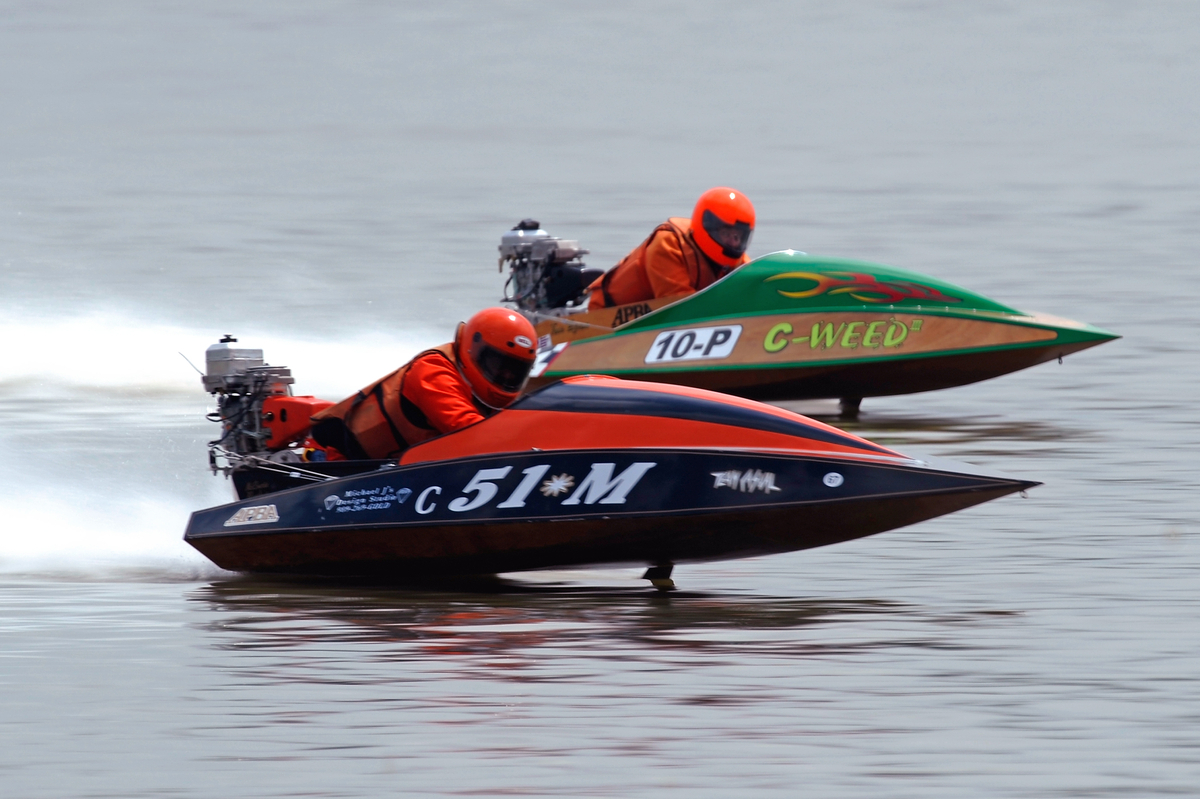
[455,307,538,409]
[690,187,755,268]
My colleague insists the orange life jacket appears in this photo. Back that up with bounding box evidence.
[588,218,722,309]
[309,343,460,460]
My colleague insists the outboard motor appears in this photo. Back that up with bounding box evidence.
[499,219,604,312]
[202,336,331,474]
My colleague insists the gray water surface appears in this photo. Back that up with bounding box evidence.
[1,2,1198,797]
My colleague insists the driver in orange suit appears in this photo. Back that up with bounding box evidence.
[587,187,755,310]
[310,308,538,460]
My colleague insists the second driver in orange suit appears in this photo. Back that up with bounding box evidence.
[310,308,538,460]
[587,187,755,310]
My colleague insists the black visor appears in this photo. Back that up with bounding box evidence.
[701,209,753,259]
[472,343,533,393]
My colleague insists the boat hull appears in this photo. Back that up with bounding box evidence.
[186,448,1035,577]
[537,337,1099,402]
[527,253,1118,400]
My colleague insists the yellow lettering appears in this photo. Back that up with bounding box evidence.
[808,322,843,349]
[863,320,884,348]
[884,320,909,347]
[840,321,864,349]
[764,322,793,353]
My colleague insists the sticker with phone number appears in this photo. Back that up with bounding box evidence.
[644,325,742,364]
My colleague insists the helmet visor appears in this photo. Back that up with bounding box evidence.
[701,209,753,259]
[472,343,534,393]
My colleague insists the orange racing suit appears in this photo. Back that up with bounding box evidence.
[310,344,485,460]
[586,217,750,310]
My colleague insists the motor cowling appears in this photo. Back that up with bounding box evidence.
[261,395,334,450]
[499,219,603,312]
[202,336,331,473]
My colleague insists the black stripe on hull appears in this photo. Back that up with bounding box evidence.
[511,381,891,453]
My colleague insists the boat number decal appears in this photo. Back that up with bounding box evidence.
[645,326,742,364]
[765,271,961,304]
[319,463,658,520]
[225,504,280,527]
[561,462,656,505]
[448,467,513,512]
[420,462,657,515]
[323,486,412,514]
[530,342,568,377]
[540,472,574,497]
[711,469,781,494]
[499,465,554,507]
[823,472,844,487]
[415,486,441,515]
[764,318,923,354]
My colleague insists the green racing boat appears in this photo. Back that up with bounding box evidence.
[504,239,1118,409]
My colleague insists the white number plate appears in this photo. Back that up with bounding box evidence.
[644,325,742,364]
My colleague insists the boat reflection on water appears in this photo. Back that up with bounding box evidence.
[190,577,1016,665]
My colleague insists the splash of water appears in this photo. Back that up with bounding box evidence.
[0,310,443,398]
[0,310,444,577]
